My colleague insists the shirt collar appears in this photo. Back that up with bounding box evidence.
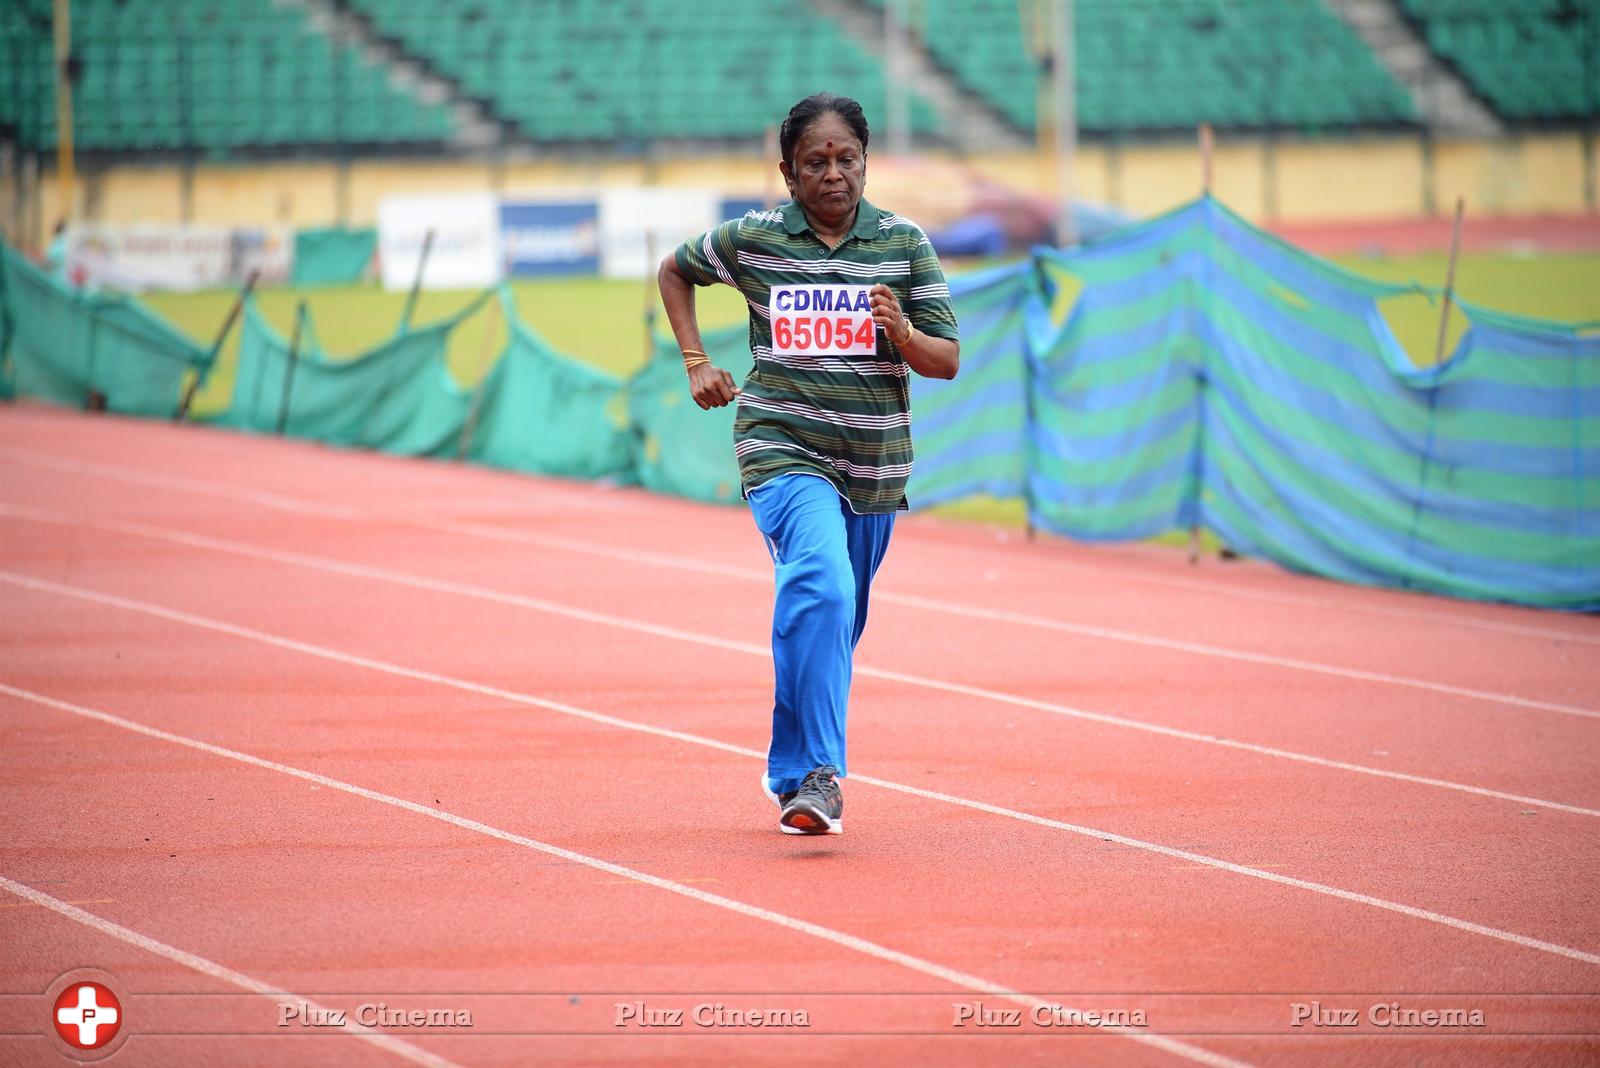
[781,198,882,242]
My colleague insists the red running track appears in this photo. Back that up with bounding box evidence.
[1269,214,1600,256]
[2,403,1598,1067]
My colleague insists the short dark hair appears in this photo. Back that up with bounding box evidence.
[779,93,870,169]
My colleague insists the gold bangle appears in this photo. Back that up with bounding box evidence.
[895,320,914,348]
[681,348,711,372]
[680,348,709,360]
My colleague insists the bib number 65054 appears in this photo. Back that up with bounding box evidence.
[769,284,877,356]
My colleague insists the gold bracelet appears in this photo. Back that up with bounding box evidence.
[681,348,711,371]
[895,320,914,348]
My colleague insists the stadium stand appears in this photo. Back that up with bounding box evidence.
[0,0,455,153]
[4,0,1593,157]
[343,0,939,143]
[1401,0,1599,121]
[891,0,1418,134]
[0,2,51,149]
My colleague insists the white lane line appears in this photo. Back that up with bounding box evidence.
[906,534,1600,648]
[874,591,1600,719]
[460,506,1598,653]
[9,425,1590,648]
[4,581,1598,969]
[6,448,1595,714]
[4,508,1595,819]
[0,447,366,519]
[0,436,648,514]
[408,516,1600,720]
[0,684,1246,1068]
[0,875,459,1068]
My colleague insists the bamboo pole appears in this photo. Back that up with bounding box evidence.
[1052,0,1076,247]
[1190,124,1215,565]
[175,270,258,422]
[1432,197,1465,366]
[643,229,658,367]
[52,0,75,223]
[763,125,779,209]
[399,228,435,334]
[457,297,503,461]
[275,301,306,436]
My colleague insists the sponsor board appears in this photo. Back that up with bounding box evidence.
[499,200,601,276]
[598,188,718,279]
[379,190,747,282]
[377,192,503,290]
[66,226,291,292]
[719,196,768,222]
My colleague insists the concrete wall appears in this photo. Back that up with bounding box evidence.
[13,131,1595,249]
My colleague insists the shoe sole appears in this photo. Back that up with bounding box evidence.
[780,804,843,836]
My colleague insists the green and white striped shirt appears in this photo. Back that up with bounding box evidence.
[675,197,959,514]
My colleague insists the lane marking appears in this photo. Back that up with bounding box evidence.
[0,897,113,909]
[871,591,1600,720]
[8,431,1593,647]
[0,447,365,520]
[0,438,646,514]
[4,585,1599,967]
[4,509,1596,818]
[0,684,1246,1068]
[0,876,459,1067]
[5,449,1595,714]
[344,515,1600,712]
[908,534,1600,648]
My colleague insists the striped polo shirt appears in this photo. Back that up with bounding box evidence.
[674,197,959,514]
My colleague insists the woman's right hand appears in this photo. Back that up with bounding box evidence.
[689,363,741,409]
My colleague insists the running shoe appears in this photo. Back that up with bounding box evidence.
[763,774,809,835]
[780,764,843,836]
[761,775,798,808]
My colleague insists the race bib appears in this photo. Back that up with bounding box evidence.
[768,284,877,356]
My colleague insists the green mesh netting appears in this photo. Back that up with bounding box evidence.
[216,286,632,480]
[626,322,753,504]
[220,295,478,455]
[1004,198,1599,608]
[5,205,1596,609]
[291,227,377,287]
[1,241,212,417]
[470,289,633,481]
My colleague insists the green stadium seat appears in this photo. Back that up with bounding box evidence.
[22,0,1579,155]
[0,0,456,152]
[341,0,941,145]
[1404,0,1595,120]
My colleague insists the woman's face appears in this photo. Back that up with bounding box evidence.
[780,112,866,230]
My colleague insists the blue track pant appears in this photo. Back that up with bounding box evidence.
[747,473,896,795]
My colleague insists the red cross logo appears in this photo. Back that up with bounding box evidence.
[53,981,122,1050]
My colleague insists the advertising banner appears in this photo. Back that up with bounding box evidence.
[499,201,601,277]
[718,197,768,222]
[597,188,718,279]
[66,226,291,292]
[378,192,503,291]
